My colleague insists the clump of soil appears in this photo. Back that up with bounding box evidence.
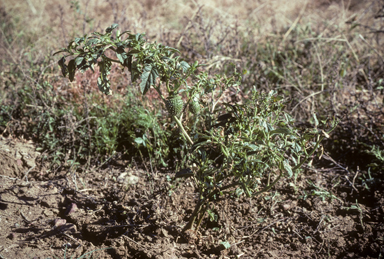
[0,137,383,258]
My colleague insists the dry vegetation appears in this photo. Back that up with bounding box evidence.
[1,0,384,258]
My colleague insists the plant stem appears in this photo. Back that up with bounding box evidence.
[184,198,205,230]
[252,171,283,197]
[293,135,324,171]
[184,182,239,231]
[195,202,209,230]
[99,54,121,64]
[174,116,194,145]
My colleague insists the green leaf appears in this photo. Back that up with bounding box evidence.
[66,40,75,50]
[97,78,111,95]
[58,57,67,77]
[116,47,126,64]
[164,46,180,53]
[180,61,190,73]
[68,59,76,81]
[272,95,283,102]
[243,142,258,151]
[140,64,158,95]
[248,159,264,163]
[283,160,293,177]
[128,49,141,55]
[86,38,100,46]
[118,30,132,39]
[175,168,193,179]
[125,55,133,72]
[97,60,111,95]
[134,137,144,146]
[106,24,118,33]
[74,37,84,45]
[220,241,231,249]
[75,56,84,66]
[270,128,291,135]
[135,33,143,41]
[131,68,140,83]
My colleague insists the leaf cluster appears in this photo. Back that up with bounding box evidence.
[54,24,195,97]
[181,89,336,230]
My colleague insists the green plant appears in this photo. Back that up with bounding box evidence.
[341,200,365,229]
[307,179,343,203]
[54,24,336,231]
[182,89,336,230]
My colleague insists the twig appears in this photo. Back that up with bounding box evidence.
[0,175,19,180]
[291,90,324,112]
[23,166,36,183]
[351,166,360,194]
[314,215,325,234]
[106,224,149,228]
[20,211,32,223]
[242,217,287,239]
[322,152,349,173]
[63,233,82,245]
[176,5,203,48]
[322,152,359,193]
[281,0,307,44]
[57,117,97,129]
[293,229,303,239]
[25,0,37,14]
[124,236,142,247]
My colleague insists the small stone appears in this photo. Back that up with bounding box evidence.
[161,228,169,237]
[44,210,54,217]
[54,218,67,228]
[65,203,78,215]
[282,203,291,211]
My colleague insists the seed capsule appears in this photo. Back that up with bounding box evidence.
[165,95,184,116]
[189,99,201,115]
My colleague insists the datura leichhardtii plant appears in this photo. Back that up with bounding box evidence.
[54,24,337,232]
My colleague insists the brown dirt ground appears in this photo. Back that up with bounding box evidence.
[0,135,383,259]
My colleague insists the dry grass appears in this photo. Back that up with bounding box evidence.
[1,0,382,115]
[1,0,374,50]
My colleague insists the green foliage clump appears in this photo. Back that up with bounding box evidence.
[10,80,170,172]
[54,24,336,231]
[182,89,335,230]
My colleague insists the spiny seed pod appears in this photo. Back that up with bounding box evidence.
[189,99,201,115]
[165,95,184,116]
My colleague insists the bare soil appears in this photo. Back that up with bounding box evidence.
[0,136,383,259]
